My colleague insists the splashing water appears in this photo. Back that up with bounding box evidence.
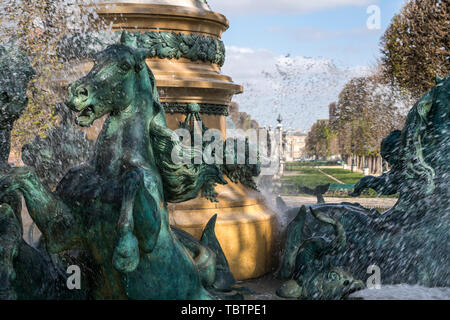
[350,285,450,300]
[0,1,448,301]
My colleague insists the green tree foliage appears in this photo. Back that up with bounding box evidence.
[380,0,449,98]
[305,120,338,159]
[228,102,260,130]
[330,74,410,158]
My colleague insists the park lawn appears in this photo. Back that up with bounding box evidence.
[280,166,398,199]
[285,161,339,170]
[282,167,336,189]
[320,168,365,184]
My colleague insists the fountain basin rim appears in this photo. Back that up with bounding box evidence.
[90,3,229,37]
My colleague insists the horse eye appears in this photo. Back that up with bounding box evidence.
[119,62,131,71]
[329,272,340,281]
[0,91,9,102]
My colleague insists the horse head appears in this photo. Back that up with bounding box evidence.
[66,43,155,127]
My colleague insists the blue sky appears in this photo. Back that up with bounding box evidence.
[206,1,409,131]
[212,0,406,67]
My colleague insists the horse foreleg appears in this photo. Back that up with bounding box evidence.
[113,168,163,273]
[0,204,21,300]
[113,170,141,273]
[132,172,162,254]
[0,167,81,253]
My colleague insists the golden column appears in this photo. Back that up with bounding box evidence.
[93,0,279,280]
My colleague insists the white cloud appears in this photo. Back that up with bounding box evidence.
[208,0,377,15]
[222,46,371,130]
[265,26,379,41]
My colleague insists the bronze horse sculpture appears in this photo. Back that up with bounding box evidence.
[0,39,237,299]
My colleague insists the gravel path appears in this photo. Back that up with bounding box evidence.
[282,195,398,209]
[317,168,345,184]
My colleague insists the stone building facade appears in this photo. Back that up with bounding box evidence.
[283,130,307,162]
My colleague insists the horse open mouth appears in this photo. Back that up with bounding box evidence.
[343,282,365,299]
[76,105,96,127]
[346,287,362,295]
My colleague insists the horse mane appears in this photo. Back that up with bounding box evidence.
[400,76,450,195]
[141,60,205,203]
[99,43,205,203]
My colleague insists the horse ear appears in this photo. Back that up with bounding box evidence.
[134,48,153,73]
[120,30,139,48]
[120,30,127,44]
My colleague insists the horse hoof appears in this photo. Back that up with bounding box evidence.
[276,280,303,299]
[113,233,140,273]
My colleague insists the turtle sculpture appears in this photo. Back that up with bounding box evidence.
[0,37,241,299]
[277,75,450,299]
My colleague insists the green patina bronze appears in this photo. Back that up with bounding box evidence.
[0,46,35,300]
[0,45,80,300]
[277,206,365,300]
[0,38,242,299]
[0,45,34,171]
[25,31,258,200]
[163,103,230,116]
[59,30,226,66]
[278,75,449,299]
[174,102,261,193]
[137,31,226,66]
[221,136,261,191]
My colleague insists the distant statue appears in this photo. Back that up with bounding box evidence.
[0,36,239,299]
[0,44,35,300]
[0,45,34,170]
